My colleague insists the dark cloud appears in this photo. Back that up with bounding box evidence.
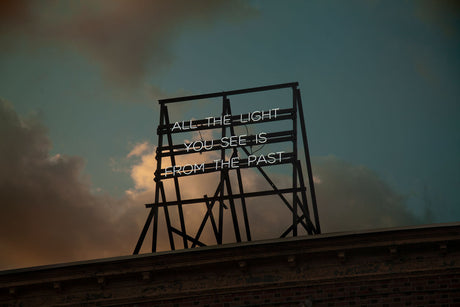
[0,0,256,87]
[128,143,423,251]
[415,0,460,37]
[0,0,31,31]
[0,103,422,269]
[0,100,144,270]
[312,156,421,233]
[226,156,422,239]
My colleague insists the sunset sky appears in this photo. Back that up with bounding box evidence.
[0,0,459,270]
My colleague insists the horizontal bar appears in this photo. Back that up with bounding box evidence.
[155,153,295,180]
[158,130,294,157]
[145,187,306,208]
[157,108,294,135]
[159,82,298,104]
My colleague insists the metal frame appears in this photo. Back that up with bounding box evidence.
[134,82,320,254]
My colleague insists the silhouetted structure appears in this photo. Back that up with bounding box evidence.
[135,82,320,253]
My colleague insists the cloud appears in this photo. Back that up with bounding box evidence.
[124,130,284,250]
[414,0,460,37]
[0,102,422,269]
[0,0,256,87]
[312,156,421,233]
[126,138,422,252]
[0,99,144,270]
[0,1,32,34]
[127,141,150,158]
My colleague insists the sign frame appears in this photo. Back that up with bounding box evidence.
[134,82,320,254]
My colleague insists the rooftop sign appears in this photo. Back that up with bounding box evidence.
[134,82,320,253]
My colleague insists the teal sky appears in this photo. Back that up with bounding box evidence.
[0,0,459,268]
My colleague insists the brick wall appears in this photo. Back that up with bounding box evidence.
[137,274,460,307]
[1,223,460,306]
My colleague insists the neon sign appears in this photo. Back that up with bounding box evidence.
[134,82,320,254]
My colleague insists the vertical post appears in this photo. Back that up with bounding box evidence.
[217,179,224,244]
[219,96,242,243]
[296,160,314,234]
[296,88,321,234]
[133,103,166,255]
[152,104,168,252]
[225,97,248,241]
[163,106,188,248]
[152,204,159,252]
[217,97,228,244]
[160,181,175,250]
[292,86,298,237]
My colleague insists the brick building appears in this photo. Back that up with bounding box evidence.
[1,223,459,306]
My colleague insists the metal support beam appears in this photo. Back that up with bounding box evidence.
[134,82,320,254]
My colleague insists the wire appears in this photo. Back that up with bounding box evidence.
[244,124,265,154]
[243,124,252,154]
[251,142,265,155]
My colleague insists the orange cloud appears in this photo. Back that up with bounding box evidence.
[0,100,423,269]
[0,99,144,270]
[127,141,150,158]
[126,136,423,253]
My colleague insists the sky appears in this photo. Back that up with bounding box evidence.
[0,0,459,270]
